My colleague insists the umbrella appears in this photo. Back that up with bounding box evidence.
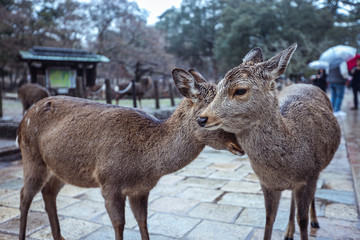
[347,54,360,71]
[319,45,356,69]
[308,60,329,70]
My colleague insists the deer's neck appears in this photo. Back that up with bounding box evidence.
[238,107,290,164]
[153,100,204,176]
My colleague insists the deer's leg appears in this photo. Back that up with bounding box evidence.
[284,192,296,240]
[20,156,49,240]
[310,197,319,228]
[41,176,65,240]
[129,192,150,240]
[294,180,317,240]
[261,184,281,240]
[102,187,126,240]
[138,97,142,109]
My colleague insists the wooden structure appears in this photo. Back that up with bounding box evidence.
[18,46,110,98]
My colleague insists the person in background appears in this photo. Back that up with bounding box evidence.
[327,61,349,117]
[313,68,327,92]
[350,59,360,110]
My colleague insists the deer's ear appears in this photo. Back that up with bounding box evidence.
[172,68,200,100]
[262,43,297,80]
[188,69,208,83]
[242,47,263,64]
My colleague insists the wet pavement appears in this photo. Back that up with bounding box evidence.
[0,89,360,240]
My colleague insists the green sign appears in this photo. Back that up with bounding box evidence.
[48,69,76,88]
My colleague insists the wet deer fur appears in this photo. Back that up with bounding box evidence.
[17,69,243,240]
[17,83,50,115]
[199,44,341,240]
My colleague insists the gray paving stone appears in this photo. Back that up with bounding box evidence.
[0,206,18,223]
[0,233,18,240]
[235,207,289,231]
[218,192,264,208]
[30,195,81,212]
[0,177,23,190]
[208,162,242,171]
[75,188,104,202]
[29,217,102,240]
[58,199,106,220]
[149,196,198,214]
[176,187,223,202]
[324,203,359,221]
[188,202,243,223]
[147,213,200,238]
[0,192,42,208]
[80,226,114,240]
[179,177,227,189]
[58,185,91,198]
[249,228,292,240]
[157,175,185,185]
[237,163,254,172]
[322,178,354,192]
[208,169,248,181]
[185,160,212,169]
[81,227,174,240]
[0,211,50,235]
[198,151,238,163]
[0,188,17,200]
[150,184,188,197]
[185,220,252,240]
[308,217,360,239]
[177,168,215,178]
[221,181,261,194]
[244,173,260,182]
[315,189,356,205]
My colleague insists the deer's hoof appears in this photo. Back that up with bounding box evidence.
[311,221,320,228]
[284,237,293,240]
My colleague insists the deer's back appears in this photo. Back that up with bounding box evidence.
[18,96,164,189]
[278,84,340,170]
[18,83,50,105]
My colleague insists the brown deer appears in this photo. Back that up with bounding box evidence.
[198,44,341,240]
[86,84,105,100]
[17,83,50,115]
[113,77,153,107]
[17,69,243,240]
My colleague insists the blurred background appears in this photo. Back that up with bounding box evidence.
[0,0,359,87]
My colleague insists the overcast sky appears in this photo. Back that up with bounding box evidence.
[133,0,182,25]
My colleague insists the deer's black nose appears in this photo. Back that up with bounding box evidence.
[197,117,208,127]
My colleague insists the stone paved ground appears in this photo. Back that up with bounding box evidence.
[0,89,360,240]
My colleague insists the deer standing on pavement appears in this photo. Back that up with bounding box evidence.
[198,44,341,240]
[17,83,50,115]
[17,69,243,240]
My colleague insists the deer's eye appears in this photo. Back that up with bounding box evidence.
[234,89,247,96]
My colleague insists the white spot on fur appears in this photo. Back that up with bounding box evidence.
[114,85,119,91]
[36,106,39,112]
[188,81,199,96]
[27,118,30,126]
[15,136,19,147]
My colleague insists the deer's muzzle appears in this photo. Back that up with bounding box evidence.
[197,117,208,127]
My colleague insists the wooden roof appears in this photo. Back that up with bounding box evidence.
[19,46,110,63]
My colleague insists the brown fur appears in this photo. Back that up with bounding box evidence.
[17,69,243,240]
[17,83,50,115]
[199,44,341,240]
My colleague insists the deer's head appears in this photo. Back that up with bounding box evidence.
[198,43,297,133]
[172,68,244,156]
